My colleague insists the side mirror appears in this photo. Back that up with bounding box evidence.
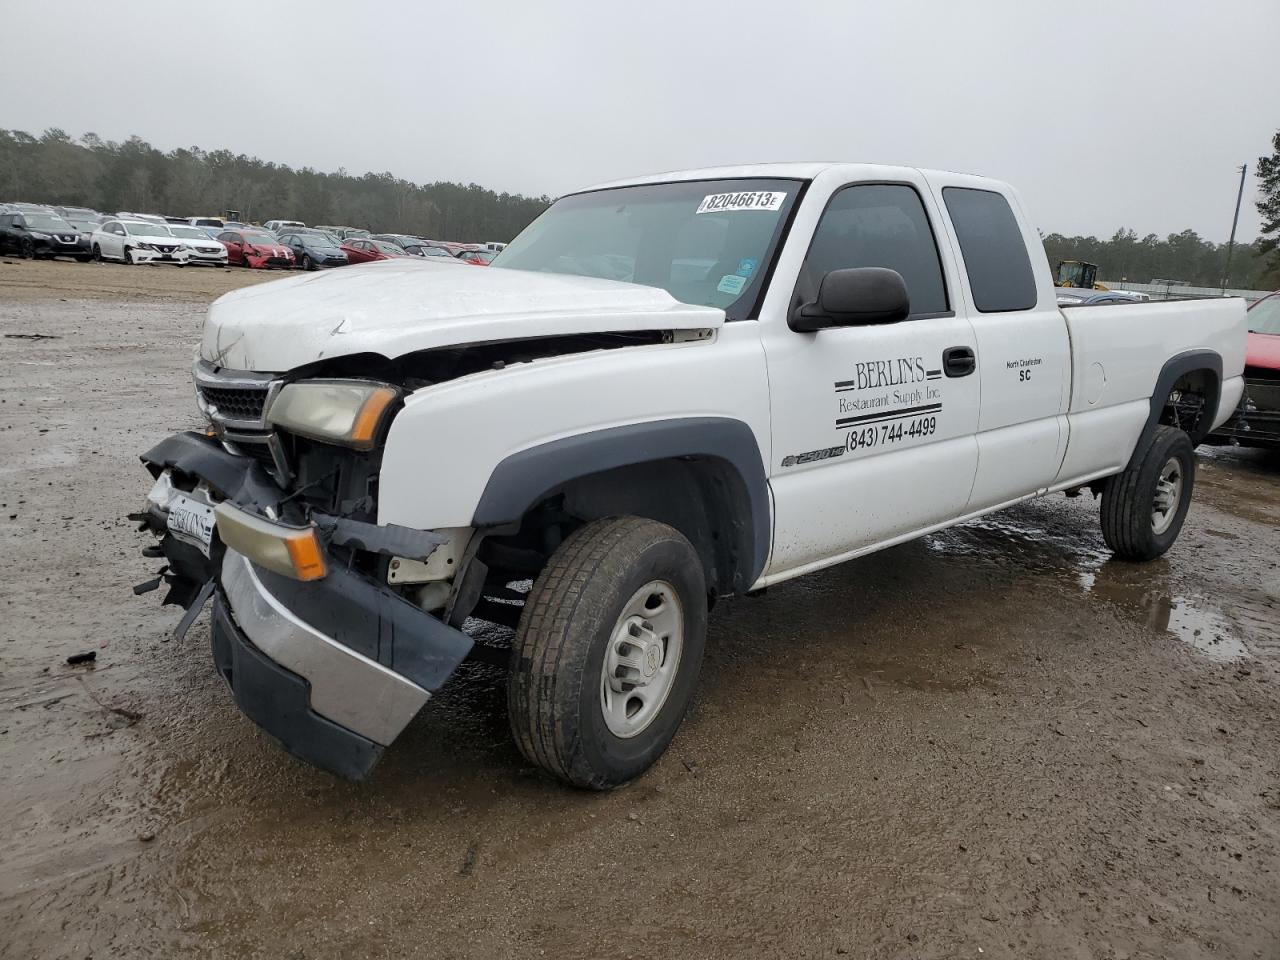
[790,267,910,332]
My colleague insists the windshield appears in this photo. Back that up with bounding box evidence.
[125,222,172,236]
[294,230,338,244]
[243,233,276,245]
[193,219,222,227]
[27,215,75,232]
[373,240,405,255]
[1248,295,1280,335]
[168,226,207,240]
[492,178,800,317]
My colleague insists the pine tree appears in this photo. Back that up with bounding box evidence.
[1258,129,1280,264]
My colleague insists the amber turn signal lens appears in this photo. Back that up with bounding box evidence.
[284,530,328,581]
[214,503,328,581]
[349,387,399,448]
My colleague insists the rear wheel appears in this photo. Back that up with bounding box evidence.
[508,517,707,789]
[1100,425,1195,561]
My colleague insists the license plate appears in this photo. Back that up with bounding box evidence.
[166,493,216,556]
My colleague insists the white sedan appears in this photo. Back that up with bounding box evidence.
[166,224,230,266]
[90,219,190,266]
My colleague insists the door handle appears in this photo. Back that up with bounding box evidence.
[943,346,976,378]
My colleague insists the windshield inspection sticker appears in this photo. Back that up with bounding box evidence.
[736,258,758,277]
[717,274,747,295]
[696,191,786,214]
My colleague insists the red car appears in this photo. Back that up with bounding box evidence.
[340,238,412,265]
[455,248,497,265]
[217,230,296,269]
[1209,291,1280,449]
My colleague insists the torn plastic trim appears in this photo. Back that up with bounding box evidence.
[311,514,446,562]
[140,431,285,513]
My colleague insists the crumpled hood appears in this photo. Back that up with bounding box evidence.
[200,259,723,372]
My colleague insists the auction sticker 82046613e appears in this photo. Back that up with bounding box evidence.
[696,191,786,214]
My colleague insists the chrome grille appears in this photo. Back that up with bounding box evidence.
[199,385,267,421]
[193,360,279,431]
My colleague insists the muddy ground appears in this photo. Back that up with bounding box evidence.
[1,258,1278,960]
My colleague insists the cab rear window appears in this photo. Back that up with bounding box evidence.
[942,187,1037,313]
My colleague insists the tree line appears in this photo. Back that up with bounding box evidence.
[0,129,552,243]
[1042,229,1275,290]
[2,127,1278,288]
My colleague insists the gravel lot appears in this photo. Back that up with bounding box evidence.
[2,258,1278,960]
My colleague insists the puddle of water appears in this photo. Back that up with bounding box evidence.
[1160,595,1249,663]
[1079,572,1249,663]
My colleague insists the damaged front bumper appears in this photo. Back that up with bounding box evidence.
[137,432,473,779]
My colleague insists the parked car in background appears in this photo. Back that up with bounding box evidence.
[338,227,371,240]
[4,202,56,214]
[0,211,92,260]
[217,229,296,269]
[291,227,343,244]
[402,242,461,261]
[280,231,349,270]
[263,219,305,235]
[55,205,102,223]
[116,212,169,225]
[369,233,427,249]
[455,248,497,265]
[1055,291,1144,306]
[1209,291,1280,450]
[166,224,230,267]
[90,219,189,265]
[340,237,411,264]
[189,216,225,231]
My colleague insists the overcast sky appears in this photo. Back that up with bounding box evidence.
[5,0,1275,241]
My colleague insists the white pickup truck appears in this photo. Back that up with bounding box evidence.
[135,163,1247,788]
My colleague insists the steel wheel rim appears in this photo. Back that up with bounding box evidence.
[600,580,684,739]
[1152,456,1183,535]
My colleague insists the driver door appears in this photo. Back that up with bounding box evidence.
[762,178,980,579]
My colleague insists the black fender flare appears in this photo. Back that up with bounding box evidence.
[472,417,772,587]
[1128,349,1222,467]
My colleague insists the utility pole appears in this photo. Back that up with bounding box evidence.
[1222,164,1247,294]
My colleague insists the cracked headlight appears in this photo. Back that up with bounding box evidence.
[265,380,399,450]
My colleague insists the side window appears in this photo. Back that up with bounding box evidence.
[799,184,949,319]
[0,215,10,227]
[942,187,1037,312]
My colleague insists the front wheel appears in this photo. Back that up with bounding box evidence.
[1100,424,1195,561]
[91,244,102,262]
[19,237,35,259]
[301,254,314,271]
[508,517,707,789]
[123,246,135,265]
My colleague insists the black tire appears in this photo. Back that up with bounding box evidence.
[91,244,102,262]
[1100,424,1195,561]
[508,517,707,790]
[123,245,135,265]
[75,255,91,263]
[301,254,314,271]
[19,237,35,260]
